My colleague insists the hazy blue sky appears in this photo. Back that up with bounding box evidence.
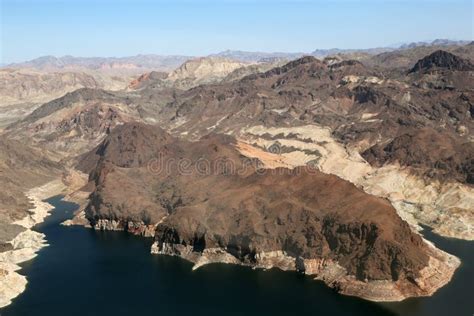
[1,0,472,63]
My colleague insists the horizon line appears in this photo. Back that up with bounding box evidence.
[3,38,473,65]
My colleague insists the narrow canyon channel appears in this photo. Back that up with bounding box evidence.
[1,196,473,316]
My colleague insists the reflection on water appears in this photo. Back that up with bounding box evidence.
[1,196,472,316]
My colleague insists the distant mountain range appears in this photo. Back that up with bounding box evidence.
[311,39,472,58]
[5,55,193,72]
[398,39,471,49]
[4,39,471,70]
[209,50,305,62]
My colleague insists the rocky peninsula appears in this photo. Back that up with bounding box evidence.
[77,123,461,302]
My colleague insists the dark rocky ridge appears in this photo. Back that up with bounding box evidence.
[362,127,474,184]
[409,50,474,73]
[13,88,122,125]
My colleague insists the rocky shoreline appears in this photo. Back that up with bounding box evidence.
[0,180,63,308]
[92,219,157,237]
[149,236,459,302]
[74,215,461,302]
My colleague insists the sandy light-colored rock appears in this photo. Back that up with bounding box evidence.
[0,179,65,308]
[91,219,157,237]
[167,57,246,82]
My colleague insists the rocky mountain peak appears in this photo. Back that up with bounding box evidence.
[81,123,176,170]
[283,55,319,68]
[409,50,474,73]
[257,55,323,79]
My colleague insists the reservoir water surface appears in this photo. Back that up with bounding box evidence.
[2,196,473,316]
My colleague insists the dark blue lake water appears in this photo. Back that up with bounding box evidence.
[1,196,473,316]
